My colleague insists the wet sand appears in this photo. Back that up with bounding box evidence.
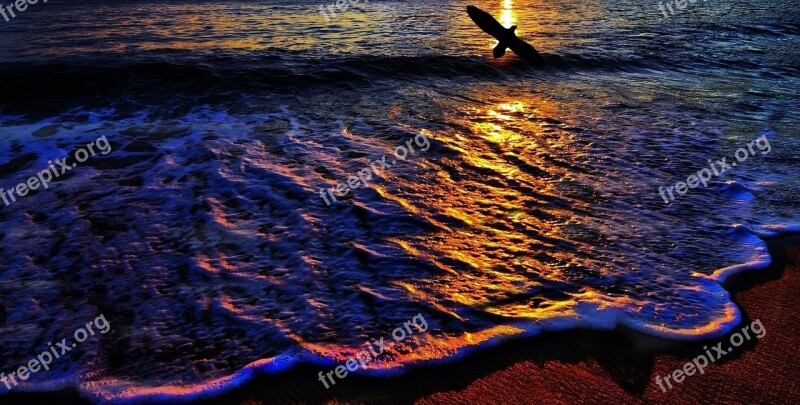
[417,233,800,405]
[4,234,799,405]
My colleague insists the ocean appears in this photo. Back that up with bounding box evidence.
[0,0,798,402]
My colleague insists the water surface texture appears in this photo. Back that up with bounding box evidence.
[0,0,798,402]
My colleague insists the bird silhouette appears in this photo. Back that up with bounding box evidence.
[467,5,545,66]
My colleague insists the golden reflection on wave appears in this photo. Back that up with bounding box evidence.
[385,91,612,321]
[500,0,516,32]
[489,0,518,49]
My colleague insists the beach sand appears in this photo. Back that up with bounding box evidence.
[5,234,799,405]
[416,234,800,405]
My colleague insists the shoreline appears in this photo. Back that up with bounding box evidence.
[4,234,799,404]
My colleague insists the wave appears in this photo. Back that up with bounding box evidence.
[0,52,706,112]
[7,223,797,405]
[1,98,797,404]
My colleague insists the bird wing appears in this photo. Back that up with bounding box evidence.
[508,37,546,66]
[493,43,507,58]
[467,5,507,40]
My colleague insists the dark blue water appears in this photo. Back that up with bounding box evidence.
[0,0,798,403]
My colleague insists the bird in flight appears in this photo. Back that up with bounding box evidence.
[466,5,545,66]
